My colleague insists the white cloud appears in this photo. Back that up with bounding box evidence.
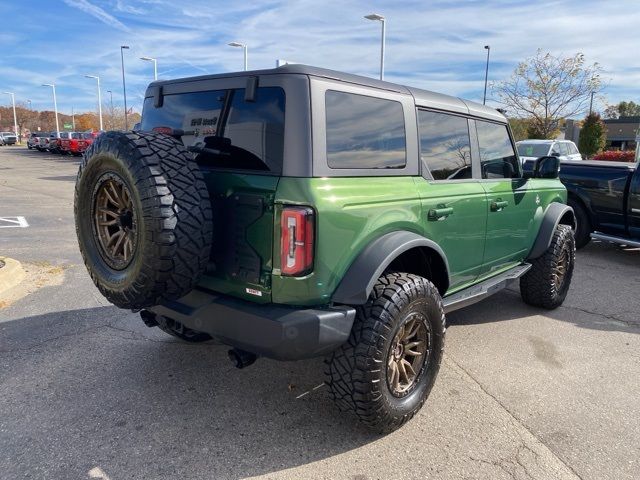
[63,0,130,32]
[3,0,639,115]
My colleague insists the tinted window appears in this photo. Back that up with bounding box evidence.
[141,87,285,173]
[517,143,550,158]
[418,110,472,180]
[325,90,405,169]
[476,121,519,179]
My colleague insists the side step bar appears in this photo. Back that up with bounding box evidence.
[442,264,531,314]
[591,232,640,248]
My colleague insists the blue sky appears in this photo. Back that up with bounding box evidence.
[0,0,638,116]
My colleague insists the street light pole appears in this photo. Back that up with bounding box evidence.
[3,92,18,139]
[84,75,103,130]
[228,42,248,71]
[365,13,386,81]
[121,45,130,130]
[483,45,491,105]
[140,56,158,80]
[42,83,60,135]
[589,91,595,115]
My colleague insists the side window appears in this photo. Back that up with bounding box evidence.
[569,143,579,155]
[476,121,520,179]
[550,143,561,156]
[558,143,570,156]
[418,110,472,180]
[325,90,406,169]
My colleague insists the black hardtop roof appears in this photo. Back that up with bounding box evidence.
[147,64,505,122]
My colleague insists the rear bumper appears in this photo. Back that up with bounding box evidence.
[148,288,356,360]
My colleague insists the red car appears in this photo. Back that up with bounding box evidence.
[60,131,99,156]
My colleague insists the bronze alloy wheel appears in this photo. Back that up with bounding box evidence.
[387,313,430,397]
[92,173,138,270]
[553,244,570,291]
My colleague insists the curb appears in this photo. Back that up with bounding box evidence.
[0,257,25,294]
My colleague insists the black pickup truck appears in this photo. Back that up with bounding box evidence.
[558,159,640,248]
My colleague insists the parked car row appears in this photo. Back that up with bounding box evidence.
[27,131,99,155]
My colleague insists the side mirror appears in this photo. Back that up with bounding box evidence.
[533,156,560,179]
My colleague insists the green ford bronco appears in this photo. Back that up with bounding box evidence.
[75,65,576,432]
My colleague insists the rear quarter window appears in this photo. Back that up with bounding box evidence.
[325,90,406,169]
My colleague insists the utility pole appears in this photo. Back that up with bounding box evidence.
[589,91,595,115]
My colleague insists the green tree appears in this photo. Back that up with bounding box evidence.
[493,50,602,139]
[578,113,606,158]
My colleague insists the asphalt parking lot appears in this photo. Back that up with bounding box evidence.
[1,146,639,480]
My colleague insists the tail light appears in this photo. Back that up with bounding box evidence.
[280,206,314,276]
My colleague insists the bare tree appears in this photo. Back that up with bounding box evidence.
[493,50,602,138]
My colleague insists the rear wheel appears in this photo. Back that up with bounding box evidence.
[520,224,575,309]
[325,272,445,433]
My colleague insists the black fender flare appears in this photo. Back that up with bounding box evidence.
[527,202,576,260]
[331,231,450,305]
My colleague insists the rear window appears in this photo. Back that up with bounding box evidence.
[325,90,406,169]
[72,133,83,139]
[517,143,550,158]
[141,87,285,173]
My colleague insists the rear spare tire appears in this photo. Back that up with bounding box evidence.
[74,131,213,309]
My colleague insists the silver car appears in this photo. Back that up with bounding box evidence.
[0,132,17,145]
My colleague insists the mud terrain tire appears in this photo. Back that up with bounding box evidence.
[325,272,445,433]
[75,131,212,309]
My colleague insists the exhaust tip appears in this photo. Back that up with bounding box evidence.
[228,348,257,369]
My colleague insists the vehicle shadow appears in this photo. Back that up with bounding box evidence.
[447,241,640,334]
[0,306,380,479]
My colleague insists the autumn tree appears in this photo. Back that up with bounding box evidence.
[578,113,606,158]
[603,100,640,119]
[493,50,602,139]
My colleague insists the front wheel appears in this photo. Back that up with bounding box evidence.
[325,272,445,433]
[520,224,575,309]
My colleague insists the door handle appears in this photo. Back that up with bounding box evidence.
[428,207,454,220]
[632,208,640,214]
[490,200,509,212]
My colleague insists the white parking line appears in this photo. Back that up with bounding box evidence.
[0,216,29,228]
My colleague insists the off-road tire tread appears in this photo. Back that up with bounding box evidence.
[520,224,575,309]
[325,272,445,433]
[75,131,212,309]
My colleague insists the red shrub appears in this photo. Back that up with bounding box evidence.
[592,150,636,162]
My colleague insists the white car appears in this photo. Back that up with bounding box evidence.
[516,139,582,164]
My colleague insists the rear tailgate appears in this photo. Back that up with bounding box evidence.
[141,82,287,303]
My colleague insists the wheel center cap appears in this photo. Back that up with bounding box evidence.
[118,210,133,229]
